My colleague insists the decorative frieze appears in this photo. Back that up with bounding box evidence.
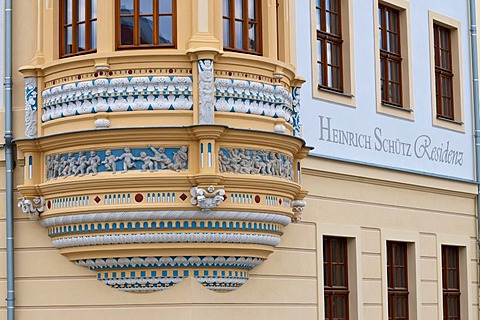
[76,255,262,292]
[219,148,294,180]
[45,146,188,180]
[214,78,293,125]
[41,76,193,122]
[51,232,281,248]
[25,77,38,138]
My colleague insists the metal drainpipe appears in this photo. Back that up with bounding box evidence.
[470,0,480,289]
[4,0,14,319]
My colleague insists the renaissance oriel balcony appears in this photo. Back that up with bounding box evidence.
[15,0,309,292]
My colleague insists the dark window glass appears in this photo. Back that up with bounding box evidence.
[117,0,176,48]
[316,0,343,92]
[379,5,402,106]
[324,236,348,320]
[434,24,454,120]
[442,246,460,320]
[223,0,261,54]
[387,242,409,320]
[60,0,97,57]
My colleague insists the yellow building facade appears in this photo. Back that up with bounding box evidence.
[0,0,479,320]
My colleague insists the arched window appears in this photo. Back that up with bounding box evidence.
[60,0,97,57]
[117,0,176,48]
[223,0,261,54]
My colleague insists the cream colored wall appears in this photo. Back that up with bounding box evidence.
[302,156,479,320]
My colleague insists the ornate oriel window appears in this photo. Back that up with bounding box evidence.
[315,0,343,92]
[117,0,176,48]
[379,4,402,107]
[387,241,408,320]
[222,0,262,54]
[60,0,97,57]
[442,246,460,320]
[324,236,348,320]
[434,24,454,120]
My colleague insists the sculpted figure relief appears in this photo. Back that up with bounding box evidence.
[149,145,172,170]
[118,147,137,173]
[102,149,117,173]
[170,146,188,171]
[86,151,101,175]
[219,148,294,181]
[45,145,188,180]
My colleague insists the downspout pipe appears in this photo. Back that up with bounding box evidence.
[4,0,14,319]
[470,0,480,258]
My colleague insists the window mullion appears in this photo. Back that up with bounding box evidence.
[134,0,139,45]
[244,0,248,51]
[153,0,158,45]
[73,0,78,53]
[86,0,91,51]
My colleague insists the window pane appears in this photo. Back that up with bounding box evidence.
[77,23,86,51]
[223,19,230,46]
[159,0,172,13]
[332,295,347,319]
[235,0,243,19]
[248,24,257,51]
[223,0,230,16]
[158,16,173,44]
[248,0,256,21]
[316,8,321,31]
[139,16,154,44]
[91,20,97,49]
[235,21,244,48]
[91,0,97,18]
[120,17,134,45]
[120,0,134,14]
[65,26,73,54]
[140,0,153,14]
[78,0,86,21]
[65,0,73,24]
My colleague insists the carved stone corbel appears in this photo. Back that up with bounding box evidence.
[190,186,225,211]
[18,196,46,221]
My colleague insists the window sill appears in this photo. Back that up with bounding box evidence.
[381,102,413,113]
[436,116,463,125]
[318,86,354,98]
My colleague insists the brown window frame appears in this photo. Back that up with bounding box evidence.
[316,0,343,93]
[442,246,461,320]
[116,0,177,49]
[222,0,262,55]
[434,24,454,120]
[379,4,403,107]
[387,241,409,320]
[60,0,97,58]
[324,236,349,320]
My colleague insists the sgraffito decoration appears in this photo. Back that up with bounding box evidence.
[25,77,38,138]
[292,87,301,137]
[45,146,188,180]
[218,148,294,180]
[41,76,193,122]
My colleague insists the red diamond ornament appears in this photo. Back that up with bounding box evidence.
[94,196,101,204]
[180,193,188,201]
